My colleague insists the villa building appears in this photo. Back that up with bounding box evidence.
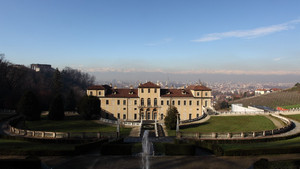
[87,82,212,121]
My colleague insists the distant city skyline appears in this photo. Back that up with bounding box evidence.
[1,0,300,80]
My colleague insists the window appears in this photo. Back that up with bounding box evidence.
[205,100,208,107]
[189,114,192,120]
[172,100,175,105]
[184,100,186,105]
[197,114,199,118]
[123,108,126,110]
[117,113,120,119]
[189,100,192,105]
[161,114,164,120]
[134,100,137,105]
[161,100,164,105]
[147,112,150,119]
[154,113,157,119]
[141,88,144,93]
[90,91,93,96]
[154,98,157,106]
[148,88,150,93]
[106,100,109,105]
[123,114,126,119]
[205,92,208,96]
[134,108,137,110]
[123,100,126,105]
[197,100,199,106]
[154,88,157,93]
[167,100,169,105]
[178,100,180,105]
[141,98,144,106]
[197,92,199,96]
[134,114,137,120]
[117,100,120,105]
[147,98,151,106]
[99,91,101,95]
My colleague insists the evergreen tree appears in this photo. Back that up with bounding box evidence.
[48,94,65,120]
[17,91,41,121]
[52,68,62,94]
[78,95,101,120]
[164,106,179,130]
[65,89,76,111]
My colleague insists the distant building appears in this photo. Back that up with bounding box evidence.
[87,81,212,121]
[232,104,264,113]
[255,89,268,95]
[255,88,281,96]
[30,64,52,72]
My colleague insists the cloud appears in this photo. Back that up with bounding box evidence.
[192,19,300,42]
[145,38,173,46]
[273,58,281,61]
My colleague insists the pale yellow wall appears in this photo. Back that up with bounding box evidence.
[87,88,212,121]
[87,89,105,97]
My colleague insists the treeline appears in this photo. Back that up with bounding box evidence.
[0,55,95,111]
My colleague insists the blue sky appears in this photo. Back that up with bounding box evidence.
[1,0,300,76]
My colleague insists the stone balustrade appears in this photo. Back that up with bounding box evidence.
[177,114,293,140]
[7,125,118,139]
[99,118,141,126]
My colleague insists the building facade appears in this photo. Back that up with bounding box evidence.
[87,82,212,121]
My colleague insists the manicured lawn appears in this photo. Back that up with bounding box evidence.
[285,114,300,122]
[168,115,276,136]
[23,115,131,136]
[182,116,276,133]
[0,139,76,154]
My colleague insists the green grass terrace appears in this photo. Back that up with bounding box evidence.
[217,114,300,156]
[20,115,132,136]
[169,115,277,136]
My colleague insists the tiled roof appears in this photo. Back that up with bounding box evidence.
[105,89,138,98]
[160,89,193,97]
[138,82,160,88]
[187,85,212,91]
[87,85,105,90]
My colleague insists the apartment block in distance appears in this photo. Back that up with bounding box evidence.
[87,82,212,121]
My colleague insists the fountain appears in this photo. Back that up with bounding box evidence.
[141,130,153,169]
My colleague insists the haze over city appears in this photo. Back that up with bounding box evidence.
[1,0,300,82]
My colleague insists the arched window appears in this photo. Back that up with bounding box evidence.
[154,98,157,106]
[147,98,151,106]
[141,98,144,106]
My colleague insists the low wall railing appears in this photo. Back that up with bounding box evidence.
[4,116,118,140]
[7,125,118,139]
[177,114,293,140]
[99,118,141,126]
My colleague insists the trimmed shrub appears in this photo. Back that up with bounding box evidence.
[75,139,108,154]
[101,144,133,155]
[164,143,195,155]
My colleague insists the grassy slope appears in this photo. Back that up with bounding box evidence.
[168,115,276,136]
[220,114,300,152]
[229,86,300,109]
[23,115,131,135]
[181,116,276,133]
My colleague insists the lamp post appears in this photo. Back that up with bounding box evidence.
[117,119,120,138]
[176,114,179,133]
